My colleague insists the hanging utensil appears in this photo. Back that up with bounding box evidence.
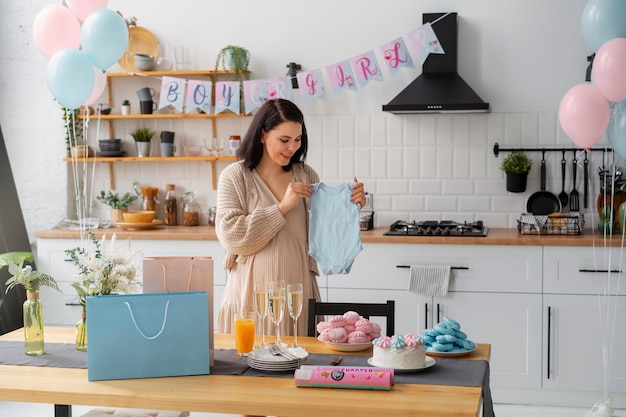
[526,150,561,215]
[558,151,568,208]
[570,151,579,212]
[583,152,589,208]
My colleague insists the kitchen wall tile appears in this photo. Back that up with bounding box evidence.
[404,117,420,147]
[322,144,340,179]
[387,116,404,147]
[371,114,389,146]
[469,115,488,145]
[403,147,420,179]
[504,113,523,144]
[443,180,474,196]
[539,112,558,144]
[410,179,441,195]
[355,115,371,147]
[425,196,458,212]
[321,115,340,147]
[436,117,454,145]
[453,146,471,179]
[387,147,404,179]
[339,148,356,180]
[452,115,470,145]
[419,147,437,179]
[470,147,488,179]
[336,115,355,147]
[521,113,540,146]
[419,116,437,146]
[377,179,409,196]
[371,147,387,179]
[436,146,454,179]
[392,195,425,212]
[475,180,507,196]
[459,196,492,212]
[354,148,372,180]
[492,195,527,212]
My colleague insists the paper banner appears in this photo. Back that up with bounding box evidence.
[243,79,268,114]
[185,80,212,114]
[405,23,444,65]
[215,81,240,115]
[267,76,295,101]
[297,69,326,104]
[158,76,186,113]
[326,60,359,97]
[350,50,383,89]
[380,37,414,75]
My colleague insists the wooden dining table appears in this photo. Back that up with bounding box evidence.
[0,327,491,417]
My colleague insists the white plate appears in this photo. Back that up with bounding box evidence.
[425,346,477,358]
[247,347,308,363]
[367,356,436,373]
[320,340,372,352]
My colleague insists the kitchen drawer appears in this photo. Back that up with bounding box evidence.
[543,246,626,295]
[327,243,542,294]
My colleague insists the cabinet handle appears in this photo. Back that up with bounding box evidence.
[424,303,428,330]
[547,306,551,380]
[397,265,468,269]
[65,302,81,306]
[578,269,622,273]
[436,303,441,323]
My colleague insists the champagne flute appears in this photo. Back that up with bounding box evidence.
[212,137,225,156]
[203,136,216,156]
[287,283,303,348]
[268,281,287,347]
[253,283,269,348]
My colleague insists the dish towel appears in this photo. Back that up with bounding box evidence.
[408,265,452,297]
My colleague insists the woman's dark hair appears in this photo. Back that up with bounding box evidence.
[239,99,308,171]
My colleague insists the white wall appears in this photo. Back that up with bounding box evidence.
[0,0,609,245]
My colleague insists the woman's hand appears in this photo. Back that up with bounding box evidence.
[352,177,366,208]
[278,182,313,214]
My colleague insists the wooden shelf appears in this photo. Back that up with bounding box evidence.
[64,156,238,189]
[78,113,243,120]
[106,69,248,78]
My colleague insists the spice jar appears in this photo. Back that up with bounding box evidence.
[228,135,240,156]
[141,187,159,212]
[182,191,199,226]
[163,184,178,225]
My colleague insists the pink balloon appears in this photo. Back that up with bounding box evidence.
[33,5,81,59]
[82,67,108,107]
[558,83,610,149]
[66,0,110,21]
[592,38,626,102]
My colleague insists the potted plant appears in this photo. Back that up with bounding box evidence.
[130,126,155,157]
[96,190,138,223]
[1,252,60,355]
[500,151,532,193]
[61,106,85,157]
[215,45,250,81]
[121,99,131,115]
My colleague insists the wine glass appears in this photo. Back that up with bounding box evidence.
[268,281,287,347]
[203,136,216,156]
[287,283,303,348]
[253,283,269,348]
[212,137,226,156]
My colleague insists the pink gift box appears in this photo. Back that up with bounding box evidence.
[294,366,394,390]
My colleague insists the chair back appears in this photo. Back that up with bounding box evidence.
[307,299,395,337]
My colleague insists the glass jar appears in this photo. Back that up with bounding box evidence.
[164,184,178,225]
[182,191,198,226]
[141,187,159,212]
[76,309,87,351]
[23,292,44,356]
[228,135,241,156]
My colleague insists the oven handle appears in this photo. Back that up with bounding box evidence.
[397,265,468,270]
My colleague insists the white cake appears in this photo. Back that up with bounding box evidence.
[371,335,425,369]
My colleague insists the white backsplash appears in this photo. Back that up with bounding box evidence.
[83,111,611,230]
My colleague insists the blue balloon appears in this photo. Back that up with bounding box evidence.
[608,100,626,161]
[81,9,128,70]
[47,48,95,109]
[581,0,626,51]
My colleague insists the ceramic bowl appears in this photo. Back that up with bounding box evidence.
[122,210,156,223]
[99,139,122,152]
[184,145,202,156]
[134,54,155,71]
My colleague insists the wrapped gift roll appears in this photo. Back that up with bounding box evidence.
[294,366,394,390]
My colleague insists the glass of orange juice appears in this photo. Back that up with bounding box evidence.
[234,311,255,356]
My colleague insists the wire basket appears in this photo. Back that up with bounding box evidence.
[517,213,584,235]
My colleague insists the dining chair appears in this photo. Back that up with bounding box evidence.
[307,298,395,337]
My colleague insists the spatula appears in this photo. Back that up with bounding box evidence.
[570,151,579,212]
[558,151,568,208]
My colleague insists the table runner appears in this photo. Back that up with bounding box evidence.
[0,341,493,417]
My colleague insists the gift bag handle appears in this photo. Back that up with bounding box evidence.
[124,300,170,340]
[161,264,195,292]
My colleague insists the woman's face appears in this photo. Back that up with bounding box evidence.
[261,121,302,167]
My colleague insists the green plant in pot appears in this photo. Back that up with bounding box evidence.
[500,151,532,193]
[96,190,138,223]
[215,45,250,81]
[130,126,154,157]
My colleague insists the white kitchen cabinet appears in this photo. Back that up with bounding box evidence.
[543,247,626,393]
[36,236,226,327]
[326,242,543,389]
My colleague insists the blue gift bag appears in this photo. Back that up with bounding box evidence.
[86,292,210,381]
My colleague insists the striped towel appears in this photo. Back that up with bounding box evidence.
[408,265,452,297]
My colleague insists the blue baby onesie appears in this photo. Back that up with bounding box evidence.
[308,182,362,275]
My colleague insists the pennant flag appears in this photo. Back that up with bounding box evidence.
[297,69,326,104]
[380,37,414,75]
[158,76,186,113]
[185,80,212,114]
[350,50,384,89]
[405,23,444,65]
[326,60,358,97]
[215,81,240,114]
[243,79,268,114]
[267,76,294,101]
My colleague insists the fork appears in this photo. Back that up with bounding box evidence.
[269,344,298,360]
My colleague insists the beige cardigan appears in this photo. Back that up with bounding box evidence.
[215,161,320,276]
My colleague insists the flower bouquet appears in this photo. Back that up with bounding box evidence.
[65,231,141,350]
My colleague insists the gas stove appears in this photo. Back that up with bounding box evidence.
[384,220,488,237]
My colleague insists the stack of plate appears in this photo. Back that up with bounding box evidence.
[247,346,309,372]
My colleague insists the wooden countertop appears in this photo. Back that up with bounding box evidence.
[36,225,623,247]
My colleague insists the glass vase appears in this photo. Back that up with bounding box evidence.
[23,292,44,356]
[76,309,87,351]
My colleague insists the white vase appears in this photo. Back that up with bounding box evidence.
[121,105,131,115]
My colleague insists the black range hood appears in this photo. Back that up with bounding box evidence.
[383,12,489,114]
